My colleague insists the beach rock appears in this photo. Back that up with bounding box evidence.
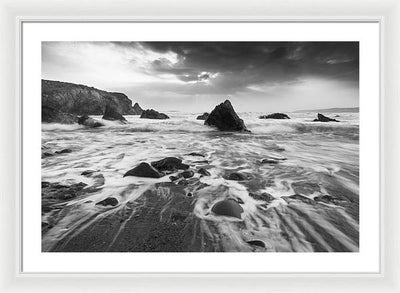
[78,115,105,128]
[42,182,88,201]
[196,112,209,120]
[81,170,96,176]
[187,152,205,157]
[123,162,162,178]
[102,104,127,123]
[151,157,189,172]
[211,198,244,219]
[260,158,279,164]
[249,192,275,202]
[259,113,290,119]
[227,172,247,181]
[169,175,180,182]
[96,197,119,207]
[177,179,189,186]
[42,105,78,124]
[132,102,143,115]
[140,109,169,119]
[247,240,266,248]
[180,170,194,178]
[42,152,54,158]
[186,192,193,197]
[313,113,339,122]
[198,168,211,176]
[42,79,137,116]
[55,148,72,154]
[192,160,209,164]
[204,100,249,132]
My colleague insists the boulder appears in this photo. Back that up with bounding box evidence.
[313,113,339,122]
[211,198,244,219]
[132,102,143,115]
[140,109,169,119]
[204,100,249,132]
[151,157,189,172]
[259,113,290,119]
[42,105,78,124]
[96,197,119,207]
[180,170,194,178]
[196,112,209,120]
[78,115,105,128]
[102,104,127,123]
[123,162,162,178]
[227,172,247,181]
[246,240,266,248]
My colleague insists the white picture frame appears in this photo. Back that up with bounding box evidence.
[1,0,399,292]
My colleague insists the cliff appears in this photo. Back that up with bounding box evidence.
[42,79,138,116]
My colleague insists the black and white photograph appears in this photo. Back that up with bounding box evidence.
[41,41,359,253]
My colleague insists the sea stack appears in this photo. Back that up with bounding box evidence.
[140,109,169,119]
[259,113,290,119]
[204,100,249,132]
[313,113,339,122]
[132,102,143,115]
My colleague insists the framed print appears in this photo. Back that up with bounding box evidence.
[1,0,399,292]
[20,20,380,274]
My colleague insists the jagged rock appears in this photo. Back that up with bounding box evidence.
[227,172,247,181]
[42,79,137,115]
[78,115,104,128]
[96,197,119,207]
[196,112,209,120]
[102,104,127,123]
[313,113,339,122]
[204,100,249,132]
[132,102,143,115]
[259,113,290,119]
[42,105,78,124]
[123,162,162,178]
[198,168,211,176]
[140,109,169,119]
[151,157,189,172]
[211,198,243,219]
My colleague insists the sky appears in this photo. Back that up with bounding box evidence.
[42,41,359,112]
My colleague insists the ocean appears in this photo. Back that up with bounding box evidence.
[41,111,359,252]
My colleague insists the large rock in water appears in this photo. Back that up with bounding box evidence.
[211,199,244,219]
[204,100,249,132]
[102,104,127,123]
[132,102,143,115]
[123,162,162,178]
[78,115,104,128]
[196,112,209,120]
[140,109,169,119]
[151,157,189,172]
[313,113,339,122]
[42,105,78,124]
[259,113,290,119]
[42,79,138,116]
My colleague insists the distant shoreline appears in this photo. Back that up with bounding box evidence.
[294,107,359,113]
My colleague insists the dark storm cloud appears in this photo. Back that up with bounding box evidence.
[137,42,359,90]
